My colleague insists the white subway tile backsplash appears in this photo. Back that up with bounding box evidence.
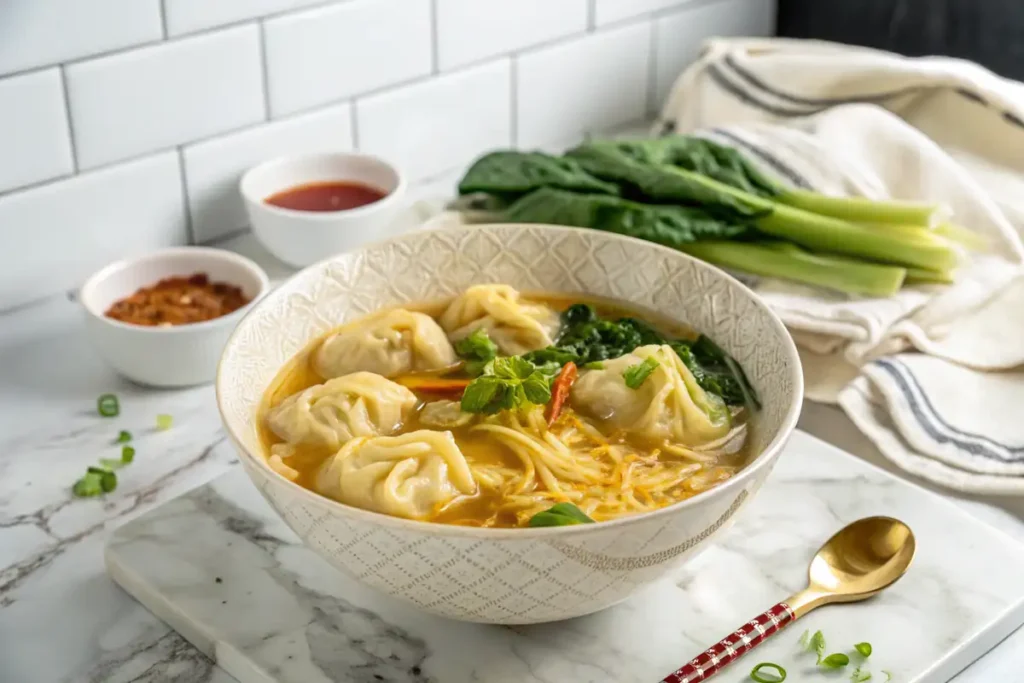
[164,0,327,36]
[66,26,265,169]
[184,105,355,243]
[435,0,588,71]
[654,0,776,109]
[356,60,511,182]
[264,0,432,117]
[0,0,162,76]
[0,69,74,193]
[0,152,185,310]
[517,23,651,148]
[593,0,697,26]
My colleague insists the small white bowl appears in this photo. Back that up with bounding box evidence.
[240,152,407,267]
[80,247,270,388]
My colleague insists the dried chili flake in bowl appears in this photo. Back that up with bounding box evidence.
[105,272,251,327]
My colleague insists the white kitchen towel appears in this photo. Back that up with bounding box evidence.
[659,38,1024,493]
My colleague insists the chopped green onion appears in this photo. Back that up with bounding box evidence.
[809,630,826,662]
[851,667,872,682]
[855,642,872,658]
[797,629,810,648]
[116,430,132,443]
[821,653,850,669]
[882,671,892,682]
[156,413,173,431]
[87,466,117,493]
[97,394,120,417]
[622,356,659,389]
[583,361,605,370]
[749,662,786,682]
[72,472,104,497]
[99,458,125,471]
[121,445,135,464]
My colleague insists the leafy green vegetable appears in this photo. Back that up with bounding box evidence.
[527,503,595,527]
[116,430,132,443]
[623,357,659,389]
[566,142,770,220]
[749,662,787,682]
[854,642,873,658]
[821,653,851,669]
[851,667,872,682]
[458,150,619,197]
[502,187,754,246]
[97,393,119,417]
[454,328,499,376]
[524,304,756,408]
[460,356,552,415]
[681,241,908,297]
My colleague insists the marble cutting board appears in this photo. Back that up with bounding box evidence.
[105,430,1024,683]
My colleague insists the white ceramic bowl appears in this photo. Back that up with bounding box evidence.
[240,152,407,267]
[81,247,270,387]
[217,224,803,624]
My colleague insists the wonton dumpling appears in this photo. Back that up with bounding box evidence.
[439,284,559,356]
[266,372,416,450]
[419,400,474,428]
[316,430,477,519]
[314,308,458,379]
[571,345,731,444]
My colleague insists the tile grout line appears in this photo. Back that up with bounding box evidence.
[429,0,440,74]
[176,148,195,244]
[350,97,361,150]
[647,17,660,117]
[158,0,170,39]
[257,20,273,120]
[509,57,518,147]
[57,65,80,173]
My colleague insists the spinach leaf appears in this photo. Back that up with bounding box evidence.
[527,503,595,527]
[589,137,780,199]
[565,142,771,220]
[502,187,752,248]
[458,151,620,197]
[673,336,761,409]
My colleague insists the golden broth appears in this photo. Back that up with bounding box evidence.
[259,294,752,528]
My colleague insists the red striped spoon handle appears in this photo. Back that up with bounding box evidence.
[659,603,795,683]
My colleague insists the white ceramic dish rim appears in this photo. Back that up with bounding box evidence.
[216,224,804,539]
[239,152,407,222]
[80,246,271,335]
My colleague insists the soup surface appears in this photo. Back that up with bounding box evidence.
[264,181,386,212]
[259,285,757,529]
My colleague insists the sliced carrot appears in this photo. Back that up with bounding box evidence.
[546,362,578,427]
[394,376,472,394]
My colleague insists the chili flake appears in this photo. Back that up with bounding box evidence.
[105,273,249,327]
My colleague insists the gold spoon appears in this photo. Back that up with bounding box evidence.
[659,516,916,683]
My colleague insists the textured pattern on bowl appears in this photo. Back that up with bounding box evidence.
[216,224,803,624]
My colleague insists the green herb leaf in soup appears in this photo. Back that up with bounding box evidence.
[527,503,595,527]
[454,328,499,376]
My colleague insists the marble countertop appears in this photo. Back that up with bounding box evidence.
[2,232,1024,683]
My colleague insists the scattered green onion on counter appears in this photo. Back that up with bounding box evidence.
[121,445,135,463]
[820,653,850,669]
[116,430,132,443]
[855,642,873,657]
[156,414,173,431]
[852,667,872,682]
[97,393,120,417]
[750,662,786,682]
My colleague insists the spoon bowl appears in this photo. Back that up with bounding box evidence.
[660,516,916,683]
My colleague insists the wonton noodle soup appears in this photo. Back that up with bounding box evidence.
[259,284,757,529]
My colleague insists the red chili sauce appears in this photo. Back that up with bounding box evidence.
[264,181,386,212]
